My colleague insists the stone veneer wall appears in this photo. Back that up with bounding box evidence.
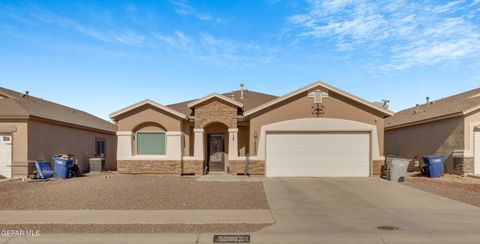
[194,98,237,128]
[118,160,182,174]
[453,157,474,175]
[228,160,265,175]
[182,160,204,175]
[372,160,384,176]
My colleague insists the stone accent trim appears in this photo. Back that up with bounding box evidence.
[372,160,384,176]
[194,98,237,128]
[228,160,265,176]
[453,157,474,175]
[182,160,204,175]
[118,160,182,174]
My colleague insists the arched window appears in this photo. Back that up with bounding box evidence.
[134,122,166,155]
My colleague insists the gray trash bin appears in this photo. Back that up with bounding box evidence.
[385,157,409,182]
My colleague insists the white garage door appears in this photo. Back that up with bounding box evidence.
[266,132,370,177]
[0,134,12,179]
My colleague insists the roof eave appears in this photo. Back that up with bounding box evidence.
[385,111,464,131]
[0,115,30,120]
[187,93,244,108]
[110,99,187,120]
[244,81,394,117]
[462,104,480,116]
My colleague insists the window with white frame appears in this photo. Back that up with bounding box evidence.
[136,132,166,155]
[95,138,106,157]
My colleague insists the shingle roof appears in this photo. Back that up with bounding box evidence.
[167,90,278,116]
[385,88,480,129]
[0,87,117,133]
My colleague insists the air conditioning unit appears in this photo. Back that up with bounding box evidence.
[89,158,105,172]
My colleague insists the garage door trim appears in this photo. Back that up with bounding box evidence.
[265,130,372,177]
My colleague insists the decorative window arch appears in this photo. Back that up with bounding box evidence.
[133,122,166,155]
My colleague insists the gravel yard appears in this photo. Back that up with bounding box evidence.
[0,173,270,210]
[403,173,480,207]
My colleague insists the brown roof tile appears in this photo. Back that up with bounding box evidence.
[167,90,278,116]
[385,88,480,128]
[0,87,117,133]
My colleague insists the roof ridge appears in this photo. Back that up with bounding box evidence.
[0,87,34,117]
[0,87,116,132]
[392,87,480,114]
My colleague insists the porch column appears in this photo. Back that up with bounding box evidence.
[193,128,204,160]
[166,132,183,160]
[228,128,238,160]
[116,131,132,160]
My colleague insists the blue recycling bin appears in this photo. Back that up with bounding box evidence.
[53,156,74,179]
[35,161,54,179]
[422,155,444,178]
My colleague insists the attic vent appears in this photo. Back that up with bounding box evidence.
[308,89,328,103]
[314,90,323,104]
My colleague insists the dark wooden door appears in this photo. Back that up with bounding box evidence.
[208,134,225,172]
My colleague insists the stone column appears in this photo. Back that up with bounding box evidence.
[193,128,204,160]
[116,131,132,160]
[228,128,238,160]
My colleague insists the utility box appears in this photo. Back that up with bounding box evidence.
[89,158,105,172]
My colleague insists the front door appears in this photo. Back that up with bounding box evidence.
[0,134,12,179]
[208,134,225,172]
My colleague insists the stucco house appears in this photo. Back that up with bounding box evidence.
[0,88,117,179]
[385,88,480,175]
[110,81,393,177]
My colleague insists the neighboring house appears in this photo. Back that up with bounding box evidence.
[385,88,480,175]
[110,81,392,177]
[0,88,117,179]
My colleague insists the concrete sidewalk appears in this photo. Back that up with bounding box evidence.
[0,210,274,224]
[3,232,480,244]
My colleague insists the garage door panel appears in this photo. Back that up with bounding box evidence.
[266,132,370,177]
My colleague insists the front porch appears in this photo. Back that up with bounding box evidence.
[114,94,265,176]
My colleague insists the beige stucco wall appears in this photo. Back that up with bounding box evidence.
[116,104,182,132]
[0,120,28,178]
[27,119,117,173]
[248,89,385,156]
[385,116,464,172]
[238,125,249,156]
[182,121,193,157]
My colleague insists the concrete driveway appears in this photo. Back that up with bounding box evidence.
[255,177,480,243]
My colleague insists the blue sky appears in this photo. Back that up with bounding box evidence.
[1,0,480,120]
